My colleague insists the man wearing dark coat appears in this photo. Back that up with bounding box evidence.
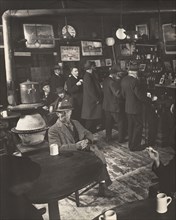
[49,65,66,93]
[48,98,114,198]
[81,61,103,133]
[103,68,126,143]
[66,67,83,122]
[121,61,150,151]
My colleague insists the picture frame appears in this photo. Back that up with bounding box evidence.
[81,41,103,56]
[0,25,4,48]
[139,63,146,72]
[164,61,172,72]
[162,23,176,54]
[60,46,80,61]
[23,24,55,48]
[105,58,112,66]
[88,60,101,67]
[136,24,149,36]
[118,43,136,57]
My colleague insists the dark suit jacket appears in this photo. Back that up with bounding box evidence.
[152,155,176,193]
[103,76,122,112]
[42,92,57,107]
[121,75,148,114]
[81,71,103,119]
[66,75,83,109]
[49,73,66,93]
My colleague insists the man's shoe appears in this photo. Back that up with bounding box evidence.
[97,183,115,198]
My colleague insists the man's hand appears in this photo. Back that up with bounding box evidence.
[146,147,160,167]
[76,139,89,150]
[76,79,83,86]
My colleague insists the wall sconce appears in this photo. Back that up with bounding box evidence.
[105,37,117,64]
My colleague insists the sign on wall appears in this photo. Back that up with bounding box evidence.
[60,46,80,61]
[162,23,176,54]
[23,24,55,48]
[81,41,103,56]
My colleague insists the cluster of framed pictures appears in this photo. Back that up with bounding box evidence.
[88,58,112,67]
[60,41,103,61]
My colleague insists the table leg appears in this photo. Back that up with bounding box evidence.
[48,200,60,220]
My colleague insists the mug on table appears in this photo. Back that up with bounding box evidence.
[99,210,117,220]
[156,192,172,213]
[1,110,8,118]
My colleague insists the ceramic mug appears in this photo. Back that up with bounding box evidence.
[99,210,117,220]
[1,110,8,118]
[49,144,59,156]
[156,193,172,213]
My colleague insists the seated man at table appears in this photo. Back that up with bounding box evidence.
[48,99,114,198]
[147,147,176,197]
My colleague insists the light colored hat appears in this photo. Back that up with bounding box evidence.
[11,113,48,134]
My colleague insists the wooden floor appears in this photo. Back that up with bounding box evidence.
[35,130,175,220]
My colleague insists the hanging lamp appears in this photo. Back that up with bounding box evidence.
[116,0,126,40]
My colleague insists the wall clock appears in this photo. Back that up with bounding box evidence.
[62,25,76,38]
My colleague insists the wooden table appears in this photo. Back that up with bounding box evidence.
[93,198,176,220]
[22,150,103,220]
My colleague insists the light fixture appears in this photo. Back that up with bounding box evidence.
[105,37,117,64]
[105,37,115,46]
[116,0,127,40]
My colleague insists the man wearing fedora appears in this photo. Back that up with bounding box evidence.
[81,61,103,133]
[103,64,126,143]
[50,65,66,93]
[48,99,114,198]
[121,61,150,151]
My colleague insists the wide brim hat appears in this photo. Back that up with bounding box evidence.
[55,87,65,94]
[53,65,61,70]
[11,113,49,134]
[54,98,74,112]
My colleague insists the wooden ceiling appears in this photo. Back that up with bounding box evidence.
[0,0,175,16]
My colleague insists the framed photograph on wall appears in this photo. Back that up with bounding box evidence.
[105,58,112,66]
[23,24,55,48]
[136,24,149,36]
[0,25,4,48]
[81,41,103,56]
[162,23,176,54]
[60,46,80,61]
[139,63,146,71]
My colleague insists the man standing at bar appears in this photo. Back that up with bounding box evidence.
[121,61,150,151]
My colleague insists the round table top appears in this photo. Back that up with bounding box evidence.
[25,150,103,203]
[0,112,21,120]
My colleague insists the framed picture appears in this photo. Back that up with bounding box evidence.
[164,61,172,72]
[23,24,55,48]
[81,41,103,56]
[118,43,136,57]
[136,24,149,36]
[173,60,176,73]
[139,63,146,71]
[105,58,112,66]
[60,46,80,61]
[88,60,101,67]
[162,23,176,54]
[0,25,4,48]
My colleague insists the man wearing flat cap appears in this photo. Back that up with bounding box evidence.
[121,61,150,151]
[48,99,114,198]
[49,65,66,93]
